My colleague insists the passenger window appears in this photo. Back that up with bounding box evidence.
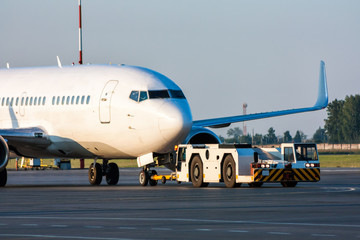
[81,96,85,104]
[66,96,70,105]
[6,97,9,106]
[42,97,46,105]
[52,97,55,105]
[25,97,29,106]
[15,97,19,106]
[34,97,37,106]
[38,97,41,105]
[71,96,75,105]
[21,97,24,106]
[139,91,148,102]
[57,96,60,105]
[1,98,4,106]
[129,91,139,102]
[10,98,13,106]
[86,95,90,104]
[30,97,33,106]
[76,96,80,104]
[62,96,65,105]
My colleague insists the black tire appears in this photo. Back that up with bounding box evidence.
[248,182,263,188]
[223,155,238,188]
[149,170,158,186]
[161,176,166,184]
[190,155,207,187]
[0,168,7,187]
[139,170,149,186]
[88,163,102,185]
[281,181,297,187]
[106,162,119,185]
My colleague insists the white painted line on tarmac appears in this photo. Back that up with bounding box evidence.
[228,230,249,233]
[21,224,39,227]
[84,225,104,229]
[311,233,336,237]
[0,234,136,240]
[322,187,356,193]
[269,232,291,235]
[51,225,68,228]
[151,227,172,231]
[117,227,136,230]
[4,216,360,229]
[196,229,211,231]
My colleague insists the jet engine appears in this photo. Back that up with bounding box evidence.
[183,126,221,144]
[0,136,9,171]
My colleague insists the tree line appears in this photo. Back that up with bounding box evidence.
[219,127,307,145]
[325,95,360,143]
[219,94,360,144]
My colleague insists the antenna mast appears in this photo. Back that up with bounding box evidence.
[78,0,83,64]
[243,103,248,136]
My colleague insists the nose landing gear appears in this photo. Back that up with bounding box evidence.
[139,168,158,186]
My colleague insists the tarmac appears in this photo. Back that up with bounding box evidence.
[0,168,360,240]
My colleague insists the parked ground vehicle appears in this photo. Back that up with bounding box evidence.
[139,143,320,188]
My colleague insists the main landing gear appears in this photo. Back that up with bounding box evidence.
[88,159,119,186]
[139,168,158,187]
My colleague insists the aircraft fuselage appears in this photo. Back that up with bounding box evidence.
[0,64,193,159]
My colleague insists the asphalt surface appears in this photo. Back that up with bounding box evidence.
[1,168,360,240]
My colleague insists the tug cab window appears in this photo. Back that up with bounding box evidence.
[284,147,295,163]
[294,144,318,161]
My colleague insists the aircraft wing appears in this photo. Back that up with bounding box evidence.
[193,61,328,128]
[0,127,51,152]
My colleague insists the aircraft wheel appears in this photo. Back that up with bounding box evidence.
[281,181,297,187]
[88,163,102,185]
[139,170,149,186]
[106,162,119,185]
[248,182,263,188]
[149,170,158,186]
[191,155,207,187]
[0,168,7,187]
[161,176,167,184]
[223,155,238,188]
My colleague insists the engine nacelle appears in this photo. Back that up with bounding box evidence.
[0,136,9,171]
[183,126,221,144]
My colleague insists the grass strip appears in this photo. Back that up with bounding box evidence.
[6,155,360,169]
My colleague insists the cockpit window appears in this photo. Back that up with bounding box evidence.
[148,90,170,99]
[169,90,186,99]
[129,91,139,102]
[139,91,148,102]
[131,89,186,102]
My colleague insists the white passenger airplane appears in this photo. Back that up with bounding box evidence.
[0,61,328,187]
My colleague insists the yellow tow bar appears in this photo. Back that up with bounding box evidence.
[150,174,177,184]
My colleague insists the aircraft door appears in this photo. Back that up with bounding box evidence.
[19,92,26,117]
[99,80,119,124]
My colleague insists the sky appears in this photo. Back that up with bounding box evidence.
[1,0,359,139]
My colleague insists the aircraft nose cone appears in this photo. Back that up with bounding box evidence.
[158,101,192,142]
